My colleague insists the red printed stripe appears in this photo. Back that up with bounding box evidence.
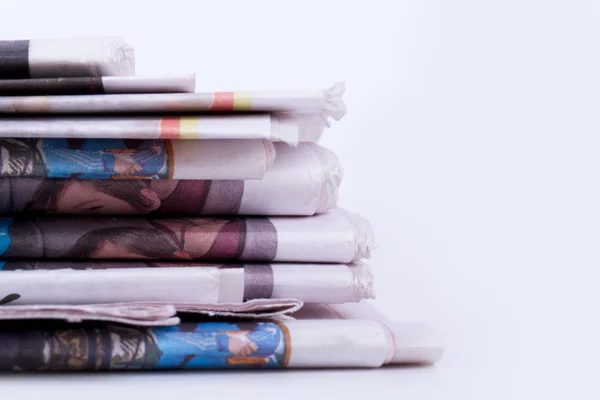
[159,118,181,139]
[211,92,235,110]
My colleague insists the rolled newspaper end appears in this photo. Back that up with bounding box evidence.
[0,114,323,144]
[0,82,346,120]
[311,143,344,213]
[293,303,445,365]
[269,208,375,262]
[0,143,340,216]
[239,142,342,215]
[387,322,445,365]
[0,74,196,96]
[0,262,374,304]
[324,81,347,120]
[0,138,275,180]
[0,37,135,79]
[247,82,346,121]
[0,208,373,262]
[0,304,442,370]
[282,319,443,368]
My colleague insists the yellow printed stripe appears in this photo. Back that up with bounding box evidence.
[179,117,200,139]
[233,92,252,110]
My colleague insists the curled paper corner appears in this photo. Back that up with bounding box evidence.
[186,72,197,92]
[295,114,329,143]
[303,142,343,213]
[262,139,277,169]
[389,322,445,365]
[270,299,304,317]
[343,210,376,260]
[104,36,135,76]
[272,114,301,146]
[323,81,347,121]
[159,298,304,319]
[349,261,376,301]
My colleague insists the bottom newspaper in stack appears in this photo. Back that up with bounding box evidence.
[0,302,443,370]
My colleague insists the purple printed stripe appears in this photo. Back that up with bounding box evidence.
[240,218,278,261]
[243,264,274,300]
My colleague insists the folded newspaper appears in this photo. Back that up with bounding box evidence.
[0,142,341,216]
[0,114,327,144]
[0,138,275,180]
[0,37,135,79]
[0,262,373,304]
[0,302,443,370]
[0,82,346,121]
[0,74,196,96]
[0,299,304,325]
[0,208,373,262]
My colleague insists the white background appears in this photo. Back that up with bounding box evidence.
[0,0,598,398]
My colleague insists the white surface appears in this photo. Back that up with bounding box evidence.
[0,0,598,398]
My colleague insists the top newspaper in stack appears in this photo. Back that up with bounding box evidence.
[0,37,135,79]
[0,36,189,96]
[0,37,194,94]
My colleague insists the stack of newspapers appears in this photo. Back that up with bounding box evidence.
[0,36,443,370]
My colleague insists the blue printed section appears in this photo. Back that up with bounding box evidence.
[147,322,288,369]
[0,261,5,270]
[0,219,13,257]
[39,139,169,179]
